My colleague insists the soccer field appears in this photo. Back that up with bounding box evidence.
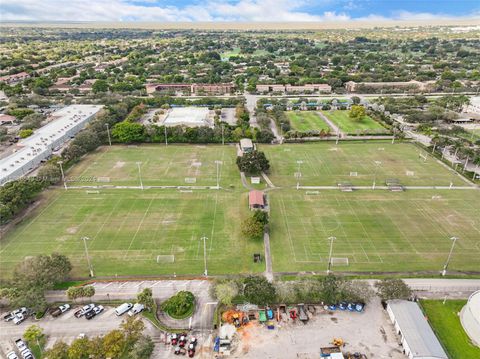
[260,141,468,187]
[321,110,388,134]
[286,111,331,132]
[66,144,240,187]
[0,189,264,278]
[269,189,480,273]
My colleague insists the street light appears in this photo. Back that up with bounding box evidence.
[327,236,336,275]
[164,126,168,147]
[214,161,222,189]
[136,162,143,190]
[58,160,67,190]
[295,160,303,189]
[105,123,112,146]
[221,124,225,146]
[372,161,382,190]
[442,236,458,276]
[81,236,94,277]
[201,235,208,277]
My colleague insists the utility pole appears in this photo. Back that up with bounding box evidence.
[392,127,396,144]
[201,235,208,277]
[442,236,458,276]
[215,160,222,189]
[164,126,168,147]
[327,236,336,275]
[81,236,94,277]
[336,131,340,145]
[221,124,225,146]
[58,160,67,190]
[136,162,143,190]
[296,160,303,189]
[105,123,112,146]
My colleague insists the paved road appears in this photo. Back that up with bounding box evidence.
[45,280,216,330]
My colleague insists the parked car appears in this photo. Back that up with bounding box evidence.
[6,351,19,359]
[13,313,26,325]
[115,303,133,316]
[51,304,71,317]
[15,339,27,351]
[86,305,104,320]
[339,302,348,311]
[74,304,95,318]
[20,348,34,359]
[128,303,144,317]
[4,308,27,322]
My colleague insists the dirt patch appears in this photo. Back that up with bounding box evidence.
[113,161,125,169]
[67,226,78,234]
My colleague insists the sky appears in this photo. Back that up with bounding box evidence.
[1,0,480,22]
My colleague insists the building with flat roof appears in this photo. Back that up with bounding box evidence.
[240,138,254,153]
[386,300,448,359]
[0,105,103,185]
[461,290,480,347]
[162,107,212,128]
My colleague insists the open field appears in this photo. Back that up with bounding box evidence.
[321,110,388,134]
[0,188,264,278]
[260,141,469,187]
[421,300,480,359]
[66,144,241,187]
[269,189,480,273]
[286,111,331,132]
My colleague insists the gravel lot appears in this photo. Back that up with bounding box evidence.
[229,298,405,359]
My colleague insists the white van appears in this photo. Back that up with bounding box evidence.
[115,303,133,316]
[128,303,145,317]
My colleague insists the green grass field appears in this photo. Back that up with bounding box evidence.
[286,111,331,132]
[421,300,480,359]
[260,142,468,187]
[66,144,241,187]
[269,189,480,273]
[0,189,263,278]
[321,110,388,134]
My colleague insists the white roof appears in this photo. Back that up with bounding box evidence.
[163,107,210,126]
[388,300,448,359]
[0,105,102,183]
[240,138,253,148]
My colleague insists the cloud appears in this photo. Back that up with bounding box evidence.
[0,0,478,22]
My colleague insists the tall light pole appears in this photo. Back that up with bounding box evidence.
[105,123,112,146]
[392,127,396,144]
[221,124,225,146]
[58,160,67,190]
[136,162,143,190]
[215,160,222,189]
[201,235,208,277]
[295,160,303,189]
[336,131,340,145]
[164,126,168,147]
[372,161,381,190]
[327,236,336,275]
[81,236,94,277]
[442,236,458,276]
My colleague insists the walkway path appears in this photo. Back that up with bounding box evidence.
[317,111,343,137]
[263,231,273,282]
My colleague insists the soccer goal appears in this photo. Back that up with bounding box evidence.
[156,255,175,263]
[331,257,349,266]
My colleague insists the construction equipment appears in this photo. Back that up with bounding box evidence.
[332,338,345,347]
[174,346,186,355]
[289,308,297,321]
[171,333,178,346]
[179,333,188,348]
[188,337,197,357]
[297,304,308,322]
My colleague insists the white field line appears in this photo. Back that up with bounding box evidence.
[123,195,156,259]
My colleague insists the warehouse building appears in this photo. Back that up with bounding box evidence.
[162,107,212,128]
[0,105,103,185]
[386,300,448,359]
[461,290,480,347]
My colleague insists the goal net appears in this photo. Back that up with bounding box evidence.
[331,257,349,266]
[156,255,175,263]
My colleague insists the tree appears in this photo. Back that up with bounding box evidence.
[43,341,69,359]
[375,278,412,301]
[253,210,269,225]
[241,216,264,240]
[236,150,270,174]
[112,122,145,143]
[214,281,239,306]
[92,79,109,93]
[19,129,33,138]
[137,288,154,311]
[243,276,276,305]
[103,330,126,358]
[66,285,95,302]
[23,325,44,344]
[67,337,90,359]
[121,316,145,345]
[349,105,366,122]
[129,335,154,359]
[37,163,62,184]
[88,336,106,359]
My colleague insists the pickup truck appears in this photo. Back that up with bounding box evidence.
[4,308,27,322]
[51,304,71,317]
[85,305,104,320]
[74,304,95,318]
[13,313,27,325]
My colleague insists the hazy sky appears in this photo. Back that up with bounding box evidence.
[1,0,480,22]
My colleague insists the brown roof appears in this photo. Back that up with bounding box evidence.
[249,190,265,206]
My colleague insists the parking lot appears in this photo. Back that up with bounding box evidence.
[228,298,405,359]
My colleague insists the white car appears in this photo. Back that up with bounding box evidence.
[74,303,95,318]
[4,307,27,322]
[13,313,26,325]
[15,339,27,351]
[6,351,19,359]
[93,305,104,315]
[128,303,145,316]
[20,349,34,359]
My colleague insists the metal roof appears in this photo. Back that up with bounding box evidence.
[388,300,448,359]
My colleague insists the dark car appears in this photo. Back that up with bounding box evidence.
[85,310,96,320]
